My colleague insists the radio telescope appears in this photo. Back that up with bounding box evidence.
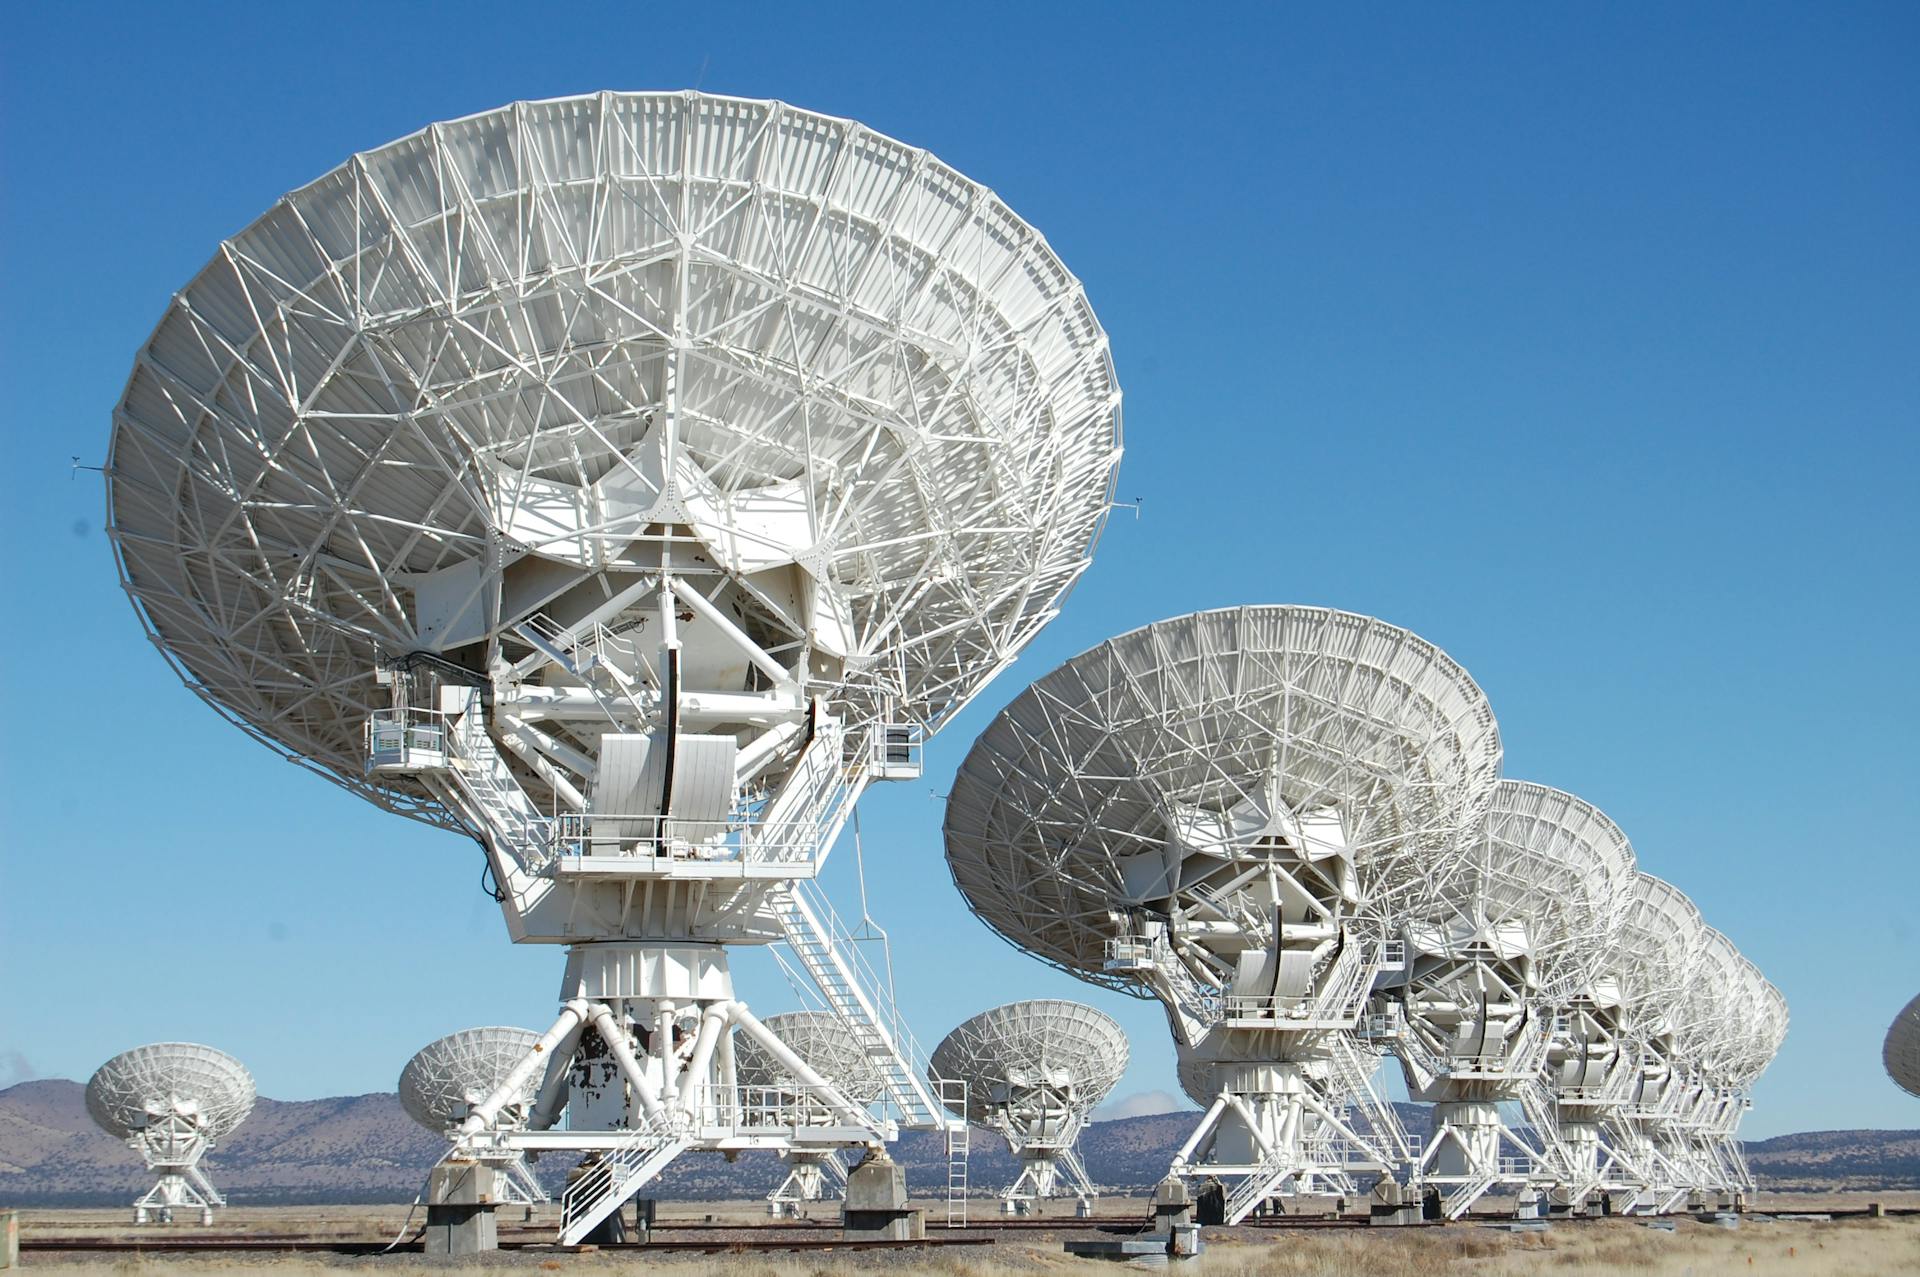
[1885,993,1920,1097]
[86,1044,255,1224]
[733,1010,887,1215]
[1172,1046,1409,1203]
[928,1000,1128,1214]
[399,1027,547,1204]
[1704,957,1786,1197]
[1666,927,1750,1199]
[945,605,1502,1224]
[1602,874,1707,1214]
[1376,780,1635,1218]
[107,91,1121,1244]
[1452,785,1638,1216]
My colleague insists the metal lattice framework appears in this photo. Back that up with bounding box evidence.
[928,1000,1127,1210]
[85,1044,255,1224]
[1507,788,1644,1213]
[1383,780,1636,1218]
[1885,993,1920,1098]
[944,605,1501,1222]
[87,1044,256,1141]
[728,1009,887,1215]
[945,605,1502,988]
[399,1027,544,1130]
[398,1027,549,1205]
[108,91,1121,814]
[735,1010,889,1106]
[1602,874,1707,1212]
[105,91,1122,1246]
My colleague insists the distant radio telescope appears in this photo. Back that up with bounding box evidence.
[734,1010,888,1215]
[929,1000,1128,1214]
[106,90,1121,1243]
[399,1027,547,1204]
[1378,779,1635,1219]
[1885,996,1920,1096]
[944,605,1501,1223]
[86,1044,255,1224]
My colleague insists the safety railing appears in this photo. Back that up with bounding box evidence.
[1219,939,1377,1029]
[550,810,837,864]
[365,707,452,772]
[1103,936,1162,971]
[784,876,945,1128]
[868,722,923,779]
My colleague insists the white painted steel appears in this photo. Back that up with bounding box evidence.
[399,1027,544,1130]
[735,1010,888,1105]
[1601,874,1707,1212]
[944,605,1501,1220]
[928,1000,1127,1211]
[399,1026,551,1204]
[85,1044,255,1224]
[1503,790,1644,1212]
[1381,780,1637,1217]
[86,1045,255,1141]
[107,90,1122,810]
[104,90,1121,1233]
[727,1009,884,1215]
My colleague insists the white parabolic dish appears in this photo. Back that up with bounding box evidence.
[733,1010,888,1107]
[928,999,1129,1128]
[86,1044,256,1140]
[942,604,1503,984]
[398,1027,543,1131]
[1884,993,1920,1098]
[106,90,1123,828]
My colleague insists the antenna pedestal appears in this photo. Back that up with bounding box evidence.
[128,1118,225,1226]
[1170,1057,1387,1224]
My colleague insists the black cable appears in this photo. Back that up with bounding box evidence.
[479,843,506,903]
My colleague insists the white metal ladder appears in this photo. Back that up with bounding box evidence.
[941,1079,969,1227]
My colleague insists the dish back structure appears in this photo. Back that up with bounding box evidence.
[1886,994,1920,1098]
[1374,780,1635,1218]
[928,999,1127,1212]
[86,1044,255,1224]
[1489,783,1643,1213]
[945,605,1501,1224]
[106,90,1121,1245]
[1602,874,1709,1213]
[399,1027,548,1204]
[733,1010,886,1214]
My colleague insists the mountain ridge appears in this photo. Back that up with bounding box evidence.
[4,1079,1912,1206]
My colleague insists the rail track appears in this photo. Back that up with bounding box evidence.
[21,1234,1000,1255]
[24,1205,1908,1255]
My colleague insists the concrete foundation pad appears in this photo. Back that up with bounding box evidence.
[423,1163,501,1256]
[842,1152,924,1242]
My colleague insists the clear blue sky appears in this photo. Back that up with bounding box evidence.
[1,3,1914,1140]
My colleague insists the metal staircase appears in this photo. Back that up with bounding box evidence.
[1443,1169,1498,1220]
[557,1114,692,1245]
[1326,1036,1411,1165]
[442,694,555,869]
[770,881,946,1129]
[1224,1154,1299,1225]
[1518,1078,1574,1193]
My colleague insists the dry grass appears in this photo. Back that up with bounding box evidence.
[17,1215,1920,1277]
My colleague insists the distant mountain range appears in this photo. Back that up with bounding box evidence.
[3,1079,1914,1207]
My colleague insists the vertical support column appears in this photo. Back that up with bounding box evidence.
[842,1150,924,1240]
[424,1162,501,1256]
